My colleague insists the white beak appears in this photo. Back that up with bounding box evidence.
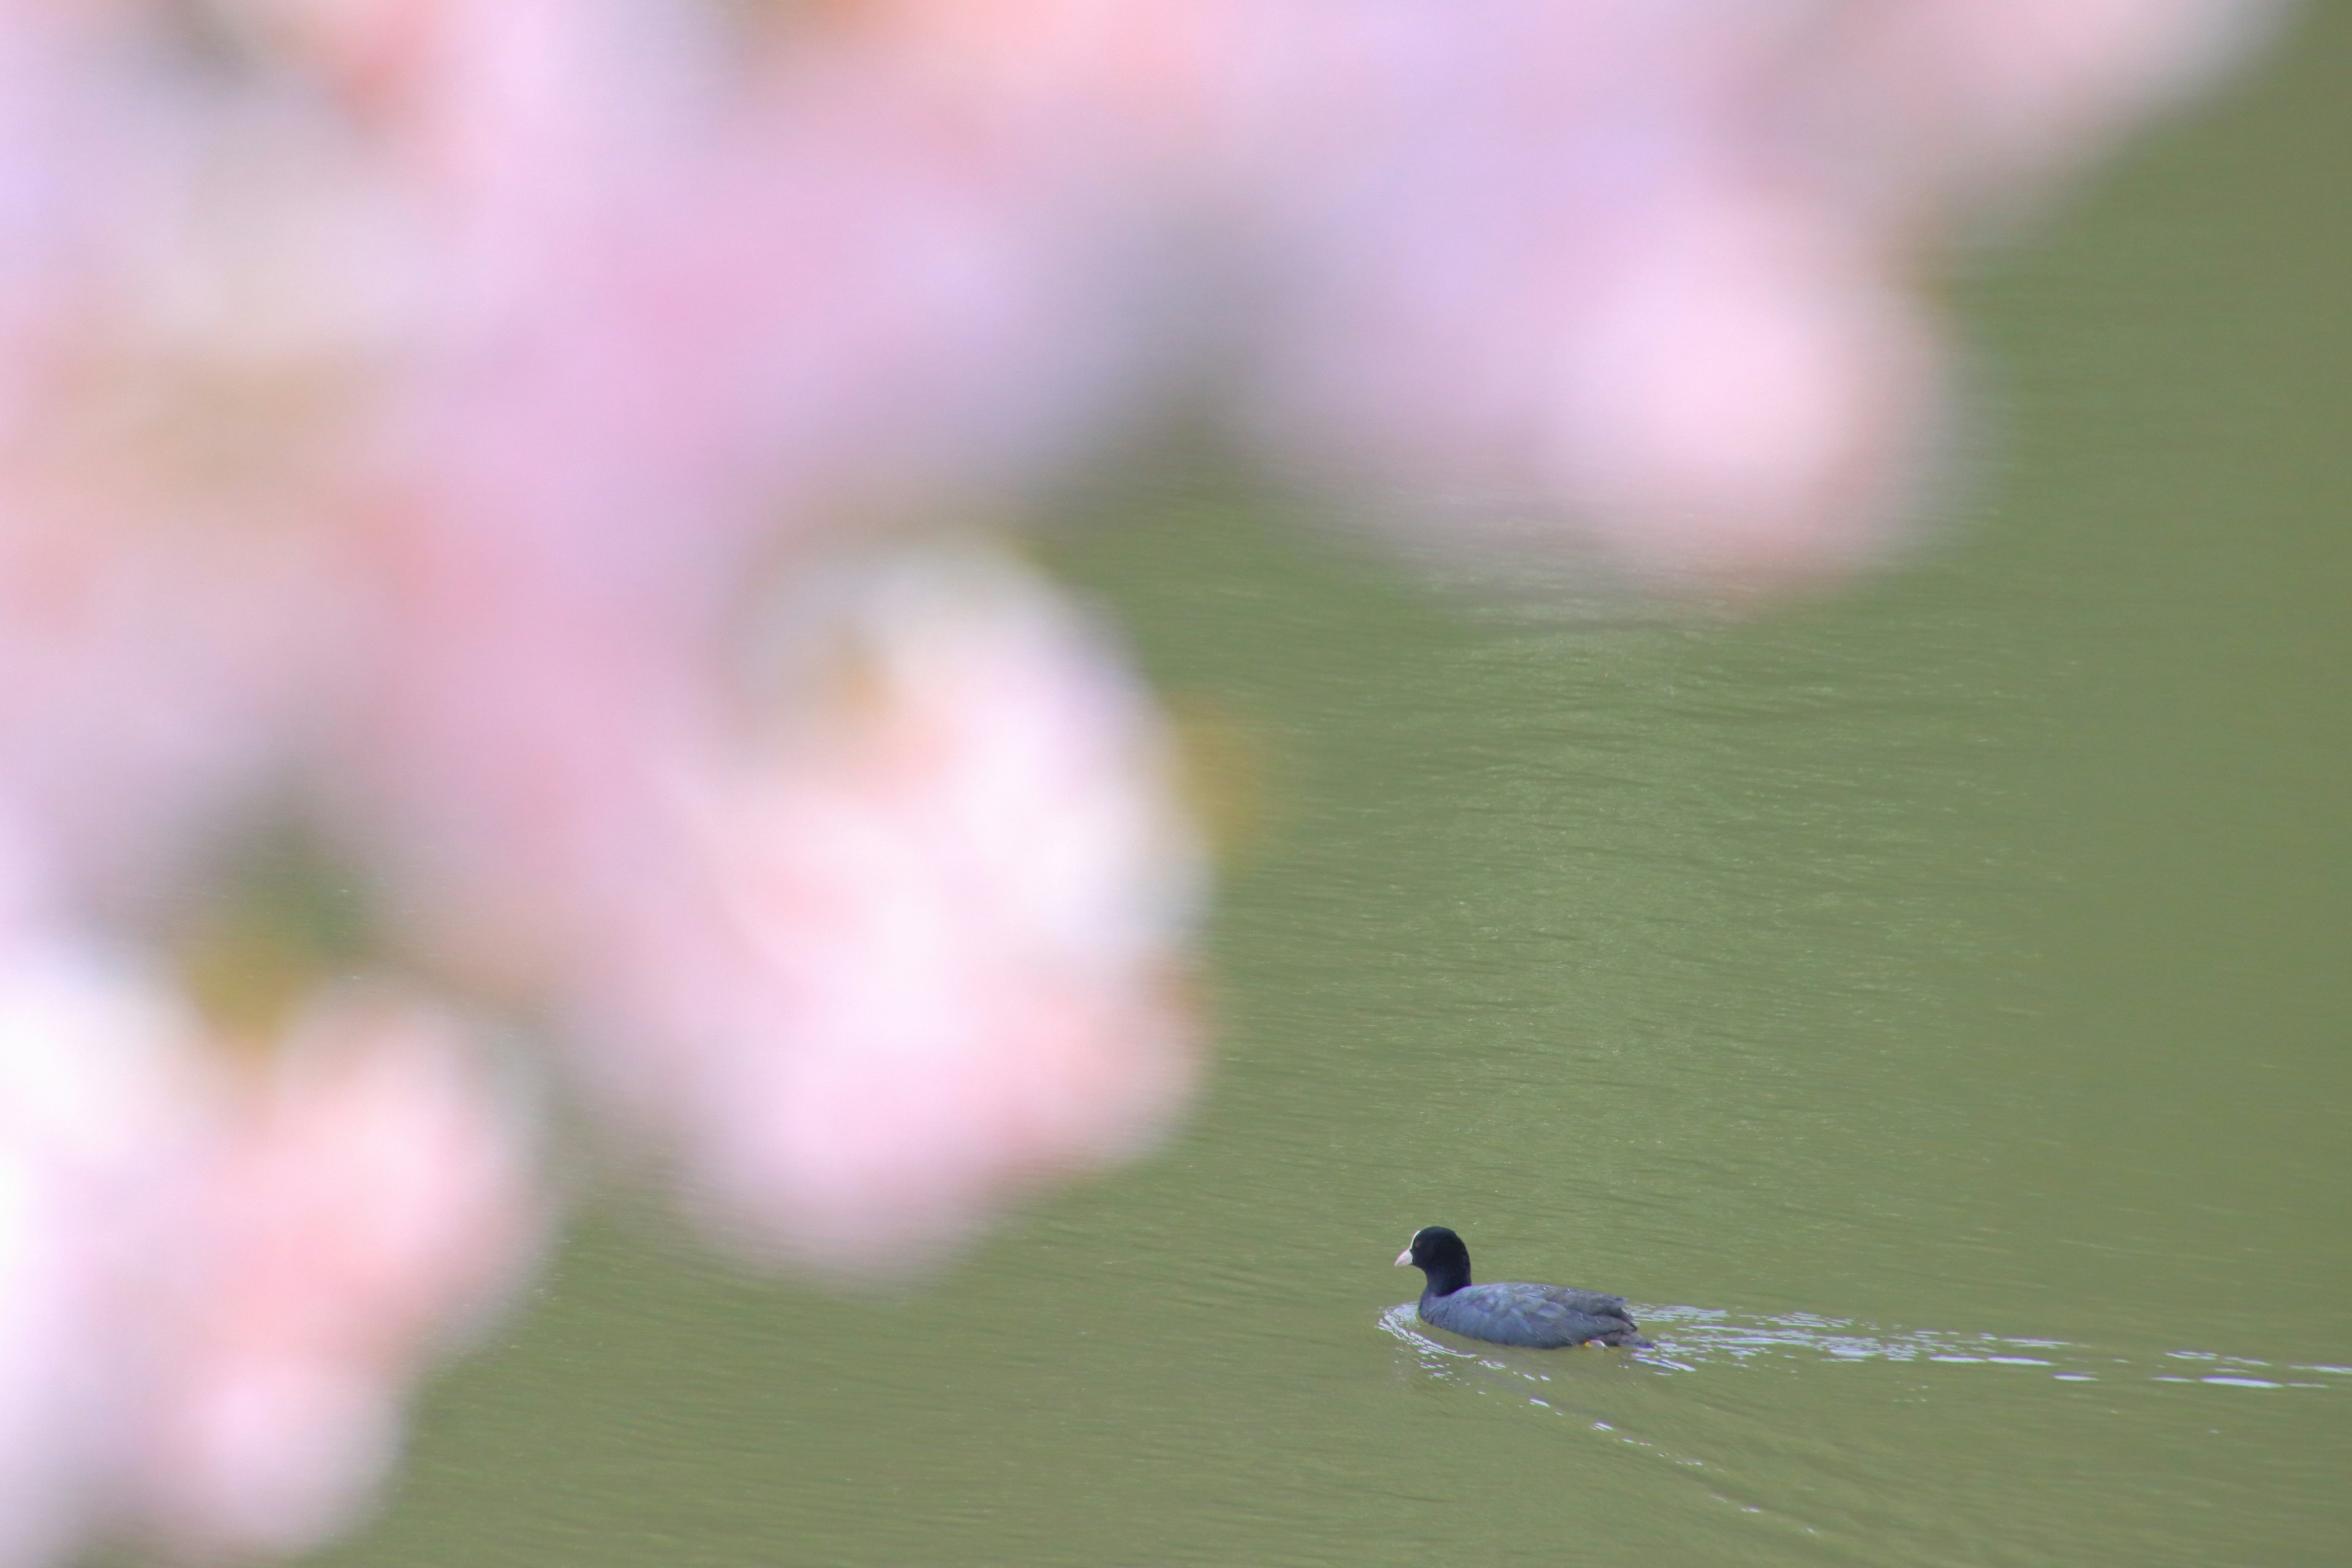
[1394,1248,1414,1267]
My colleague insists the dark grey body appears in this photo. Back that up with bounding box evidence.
[1416,1281,1649,1349]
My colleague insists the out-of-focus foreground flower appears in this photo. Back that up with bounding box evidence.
[0,0,2283,1558]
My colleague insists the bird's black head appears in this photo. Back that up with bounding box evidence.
[1393,1224,1472,1297]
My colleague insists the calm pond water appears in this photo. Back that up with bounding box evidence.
[318,13,2350,1568]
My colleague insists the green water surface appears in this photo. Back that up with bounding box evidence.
[319,13,2350,1567]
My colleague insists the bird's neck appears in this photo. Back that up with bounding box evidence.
[1422,1262,1471,1298]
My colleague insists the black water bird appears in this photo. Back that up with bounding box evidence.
[1394,1226,1650,1349]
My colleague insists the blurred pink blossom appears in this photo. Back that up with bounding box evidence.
[0,940,535,1564]
[0,0,2290,1558]
[133,987,538,1556]
[580,552,1202,1273]
[1226,0,2279,581]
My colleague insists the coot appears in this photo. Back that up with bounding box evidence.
[1395,1226,1650,1349]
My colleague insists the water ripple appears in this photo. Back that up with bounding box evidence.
[1379,1302,2346,1391]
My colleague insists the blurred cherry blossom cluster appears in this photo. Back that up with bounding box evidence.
[0,0,2283,1559]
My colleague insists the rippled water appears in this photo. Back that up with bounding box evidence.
[317,16,2350,1568]
[1382,1300,2352,1389]
[1372,1300,2346,1561]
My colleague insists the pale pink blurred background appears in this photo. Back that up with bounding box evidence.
[0,1,2285,1560]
